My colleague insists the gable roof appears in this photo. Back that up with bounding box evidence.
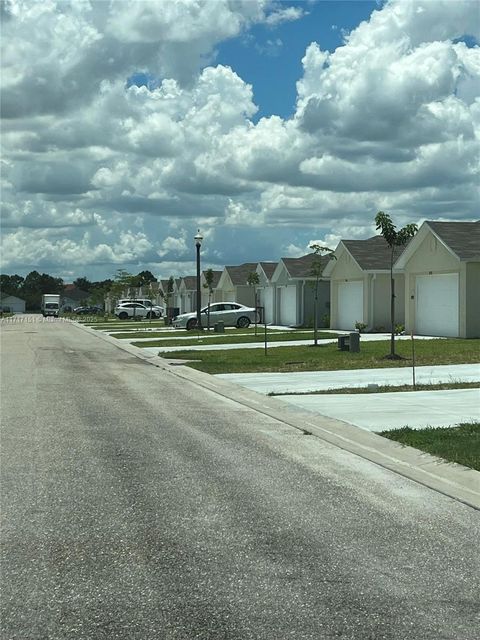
[281,253,332,279]
[202,269,222,288]
[181,276,197,290]
[224,263,259,285]
[341,236,407,270]
[258,262,277,280]
[0,294,25,303]
[426,221,480,261]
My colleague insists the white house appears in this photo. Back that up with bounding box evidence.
[323,236,407,332]
[395,220,480,338]
[0,294,26,313]
[271,254,331,327]
[255,262,277,324]
[201,270,223,307]
[216,263,258,306]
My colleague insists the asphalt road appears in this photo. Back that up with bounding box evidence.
[1,316,479,640]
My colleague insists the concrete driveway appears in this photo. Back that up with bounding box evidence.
[217,364,480,432]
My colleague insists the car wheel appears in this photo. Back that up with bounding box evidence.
[186,318,197,330]
[118,312,128,320]
[236,316,250,329]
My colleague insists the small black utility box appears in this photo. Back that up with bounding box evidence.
[349,331,360,352]
[214,321,225,333]
[338,333,360,352]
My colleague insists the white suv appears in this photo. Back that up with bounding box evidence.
[114,302,158,320]
[117,299,164,317]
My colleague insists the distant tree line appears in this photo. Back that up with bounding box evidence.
[0,269,158,311]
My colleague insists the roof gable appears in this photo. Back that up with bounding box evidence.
[427,221,480,261]
[257,262,277,280]
[224,262,259,285]
[202,270,222,288]
[280,253,332,279]
[342,236,407,270]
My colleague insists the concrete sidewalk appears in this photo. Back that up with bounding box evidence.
[138,333,440,353]
[217,363,480,394]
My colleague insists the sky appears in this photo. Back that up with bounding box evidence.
[1,0,479,282]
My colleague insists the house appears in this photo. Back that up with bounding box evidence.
[201,270,223,306]
[255,262,277,323]
[394,220,480,338]
[0,294,26,313]
[271,253,331,327]
[216,263,259,306]
[323,236,406,332]
[178,276,198,314]
[62,285,90,311]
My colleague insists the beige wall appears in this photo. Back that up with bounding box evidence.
[371,274,405,330]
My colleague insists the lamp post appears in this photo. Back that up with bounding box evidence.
[194,230,203,330]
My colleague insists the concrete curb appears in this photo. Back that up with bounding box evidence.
[75,321,480,511]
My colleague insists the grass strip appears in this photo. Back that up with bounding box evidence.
[380,422,480,471]
[157,338,480,374]
[268,382,479,396]
[130,330,339,346]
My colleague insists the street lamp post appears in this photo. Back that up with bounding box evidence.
[194,230,203,330]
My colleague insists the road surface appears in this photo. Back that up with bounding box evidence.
[1,316,479,639]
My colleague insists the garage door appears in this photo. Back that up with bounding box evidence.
[279,286,297,326]
[337,281,363,330]
[415,274,459,337]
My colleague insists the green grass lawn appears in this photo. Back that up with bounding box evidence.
[380,423,480,471]
[129,330,339,346]
[159,338,480,374]
[269,382,480,396]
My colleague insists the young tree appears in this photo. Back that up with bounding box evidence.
[162,276,175,324]
[309,244,335,346]
[375,211,417,359]
[246,271,260,335]
[203,268,215,330]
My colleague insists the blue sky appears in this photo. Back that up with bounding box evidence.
[217,1,382,120]
[1,0,478,281]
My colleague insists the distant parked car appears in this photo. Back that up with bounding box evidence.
[117,299,164,317]
[114,302,159,320]
[73,306,103,315]
[173,302,259,330]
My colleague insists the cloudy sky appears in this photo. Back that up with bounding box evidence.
[1,0,479,281]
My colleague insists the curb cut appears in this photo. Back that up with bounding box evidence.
[75,321,480,510]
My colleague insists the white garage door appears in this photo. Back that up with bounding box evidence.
[337,281,363,330]
[415,274,459,337]
[279,286,297,326]
[258,287,274,324]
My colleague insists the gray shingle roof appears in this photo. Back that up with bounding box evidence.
[258,262,278,279]
[181,276,197,290]
[427,221,480,261]
[282,253,332,278]
[342,236,406,270]
[225,263,259,285]
[202,270,222,287]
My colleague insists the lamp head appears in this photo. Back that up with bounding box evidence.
[194,229,203,246]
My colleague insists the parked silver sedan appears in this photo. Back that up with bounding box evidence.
[173,302,259,330]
